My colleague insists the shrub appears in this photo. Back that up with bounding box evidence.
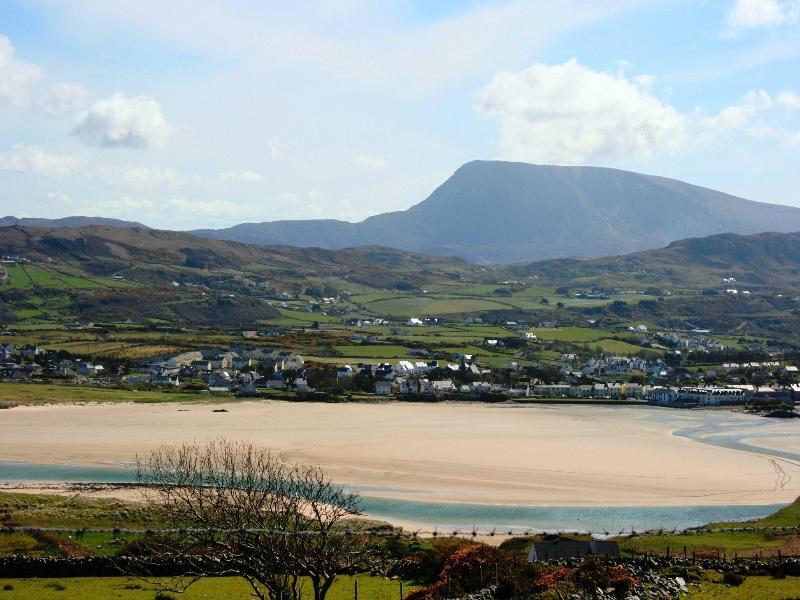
[722,571,745,586]
[2,584,14,591]
[154,593,177,600]
[44,582,66,591]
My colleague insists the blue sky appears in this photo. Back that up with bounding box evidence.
[0,0,798,229]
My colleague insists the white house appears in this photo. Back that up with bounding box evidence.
[375,380,393,396]
[336,365,354,380]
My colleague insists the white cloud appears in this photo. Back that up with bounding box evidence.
[38,82,90,116]
[777,91,800,111]
[724,0,799,35]
[0,143,80,176]
[0,35,43,106]
[354,154,387,170]
[479,59,800,164]
[71,93,172,148]
[218,170,265,183]
[478,59,691,163]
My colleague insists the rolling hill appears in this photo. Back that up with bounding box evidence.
[518,231,800,289]
[192,161,800,263]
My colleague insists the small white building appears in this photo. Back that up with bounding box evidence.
[375,380,393,396]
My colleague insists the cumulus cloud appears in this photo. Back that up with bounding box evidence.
[478,59,800,163]
[354,154,387,169]
[0,35,43,106]
[777,91,800,111]
[71,93,172,148]
[38,82,90,116]
[0,143,80,176]
[724,0,799,34]
[478,59,691,164]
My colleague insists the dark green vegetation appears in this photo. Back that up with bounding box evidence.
[4,221,800,356]
[192,161,800,263]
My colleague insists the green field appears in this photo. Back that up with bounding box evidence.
[0,575,416,600]
[619,498,800,558]
[690,573,800,598]
[0,383,229,407]
[363,296,510,317]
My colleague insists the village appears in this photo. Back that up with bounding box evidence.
[2,325,798,408]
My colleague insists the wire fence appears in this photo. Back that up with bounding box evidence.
[2,523,799,539]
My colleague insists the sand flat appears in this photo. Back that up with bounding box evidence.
[1,401,799,507]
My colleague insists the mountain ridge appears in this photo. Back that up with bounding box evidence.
[5,162,800,264]
[191,161,800,263]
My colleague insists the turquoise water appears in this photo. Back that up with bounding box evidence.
[0,461,784,533]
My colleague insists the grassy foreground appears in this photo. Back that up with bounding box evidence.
[0,383,225,408]
[0,575,414,599]
[690,573,800,598]
[618,498,800,558]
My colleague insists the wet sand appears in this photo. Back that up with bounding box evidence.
[1,401,799,507]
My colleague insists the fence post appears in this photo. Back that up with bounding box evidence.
[683,545,687,559]
[354,577,358,600]
[400,580,403,599]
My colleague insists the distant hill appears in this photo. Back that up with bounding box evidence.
[0,215,147,229]
[192,161,800,263]
[517,231,800,289]
[0,225,479,290]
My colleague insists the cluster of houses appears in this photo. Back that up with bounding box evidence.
[653,332,726,352]
[125,348,309,393]
[559,354,671,379]
[648,384,800,406]
[0,343,106,380]
[2,338,799,407]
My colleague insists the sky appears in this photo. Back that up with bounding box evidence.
[0,0,798,230]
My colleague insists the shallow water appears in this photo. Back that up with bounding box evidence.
[0,459,785,533]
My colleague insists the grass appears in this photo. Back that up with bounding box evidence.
[531,327,609,342]
[689,572,800,599]
[363,296,509,317]
[0,492,155,529]
[4,265,33,289]
[0,575,417,599]
[619,498,800,558]
[0,383,227,407]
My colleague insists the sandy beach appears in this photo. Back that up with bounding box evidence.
[1,401,799,508]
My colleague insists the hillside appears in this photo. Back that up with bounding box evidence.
[4,225,800,339]
[192,161,800,263]
[518,231,800,290]
[0,225,478,289]
[0,216,147,229]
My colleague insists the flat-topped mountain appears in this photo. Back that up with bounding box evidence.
[192,161,800,263]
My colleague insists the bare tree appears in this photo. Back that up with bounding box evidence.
[133,438,363,600]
